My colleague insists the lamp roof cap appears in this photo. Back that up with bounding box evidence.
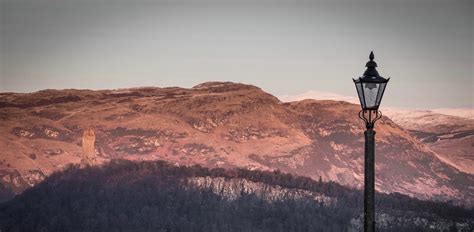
[363,51,379,77]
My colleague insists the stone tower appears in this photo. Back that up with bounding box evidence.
[81,127,96,166]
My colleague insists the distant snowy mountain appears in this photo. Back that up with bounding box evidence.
[431,108,474,120]
[278,90,359,104]
[279,91,473,120]
[279,91,473,174]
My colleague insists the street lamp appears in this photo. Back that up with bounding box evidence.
[353,51,389,232]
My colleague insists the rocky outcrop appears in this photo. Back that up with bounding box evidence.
[186,176,334,204]
[12,125,74,142]
[226,127,287,142]
[185,176,474,231]
[0,169,45,195]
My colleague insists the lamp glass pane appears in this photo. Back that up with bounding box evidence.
[362,82,380,109]
[354,81,366,109]
[375,82,387,106]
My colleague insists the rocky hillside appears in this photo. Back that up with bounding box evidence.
[0,82,472,204]
[385,109,474,175]
[1,160,472,232]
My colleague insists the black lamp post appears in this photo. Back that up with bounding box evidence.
[353,51,389,232]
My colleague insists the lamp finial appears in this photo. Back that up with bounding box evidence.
[364,51,379,76]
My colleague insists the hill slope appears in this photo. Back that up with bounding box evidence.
[384,109,474,174]
[0,82,472,204]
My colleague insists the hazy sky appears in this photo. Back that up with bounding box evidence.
[0,0,472,108]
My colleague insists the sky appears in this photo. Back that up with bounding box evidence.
[0,0,472,109]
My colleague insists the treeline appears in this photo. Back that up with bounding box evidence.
[0,159,472,232]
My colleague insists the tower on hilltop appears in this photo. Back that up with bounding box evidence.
[81,126,96,166]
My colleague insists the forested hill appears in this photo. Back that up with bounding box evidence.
[0,160,473,232]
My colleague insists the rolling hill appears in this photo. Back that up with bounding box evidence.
[0,82,472,205]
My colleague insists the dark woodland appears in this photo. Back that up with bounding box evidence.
[0,160,472,232]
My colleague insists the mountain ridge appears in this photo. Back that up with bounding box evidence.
[0,81,472,205]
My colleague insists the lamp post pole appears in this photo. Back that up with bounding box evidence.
[353,52,389,232]
[359,111,380,232]
[364,125,375,232]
